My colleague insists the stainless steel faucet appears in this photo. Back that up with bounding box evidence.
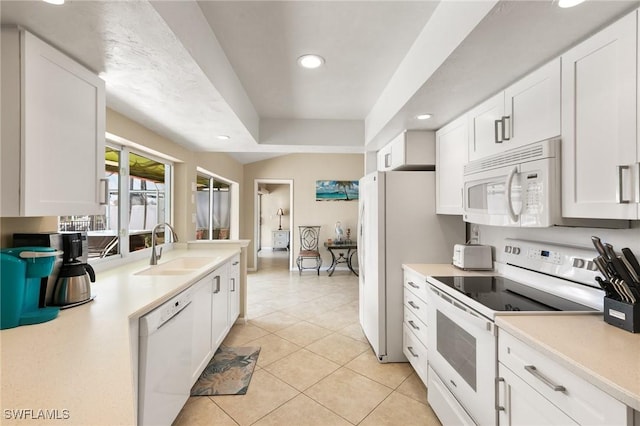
[150,222,179,265]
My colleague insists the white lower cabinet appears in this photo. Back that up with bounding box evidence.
[497,330,631,426]
[211,263,229,351]
[190,276,213,383]
[403,269,429,385]
[228,254,240,326]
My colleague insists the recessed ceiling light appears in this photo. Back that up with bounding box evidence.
[558,0,585,8]
[217,135,230,140]
[42,0,65,5]
[416,114,432,120]
[297,54,325,69]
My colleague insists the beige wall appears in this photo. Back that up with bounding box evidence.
[0,108,244,247]
[260,184,291,249]
[243,153,364,269]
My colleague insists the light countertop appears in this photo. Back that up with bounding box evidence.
[1,247,239,425]
[403,263,640,412]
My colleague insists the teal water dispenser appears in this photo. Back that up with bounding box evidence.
[1,247,62,330]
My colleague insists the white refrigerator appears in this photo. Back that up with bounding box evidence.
[358,171,465,362]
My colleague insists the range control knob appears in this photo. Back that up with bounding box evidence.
[512,247,521,255]
[505,246,512,253]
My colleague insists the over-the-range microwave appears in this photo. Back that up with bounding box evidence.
[463,138,561,227]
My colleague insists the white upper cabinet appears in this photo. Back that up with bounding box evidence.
[504,58,561,148]
[1,28,106,217]
[468,91,505,161]
[377,130,435,171]
[561,11,639,220]
[468,58,560,162]
[436,115,467,215]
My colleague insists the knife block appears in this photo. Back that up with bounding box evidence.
[604,297,640,333]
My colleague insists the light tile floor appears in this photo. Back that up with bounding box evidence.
[173,250,441,426]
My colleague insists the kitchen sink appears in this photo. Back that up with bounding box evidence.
[134,257,213,276]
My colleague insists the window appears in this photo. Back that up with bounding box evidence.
[196,173,231,240]
[59,142,173,261]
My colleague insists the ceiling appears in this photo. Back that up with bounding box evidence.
[1,0,639,164]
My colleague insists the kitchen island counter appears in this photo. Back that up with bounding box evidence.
[0,243,247,426]
[496,314,640,412]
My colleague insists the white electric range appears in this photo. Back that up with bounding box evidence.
[425,239,604,426]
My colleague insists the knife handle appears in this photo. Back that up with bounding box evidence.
[591,236,609,260]
[622,248,640,278]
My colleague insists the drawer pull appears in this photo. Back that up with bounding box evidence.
[408,320,420,330]
[408,281,420,289]
[524,365,566,392]
[408,301,420,310]
[407,346,419,358]
[495,377,506,412]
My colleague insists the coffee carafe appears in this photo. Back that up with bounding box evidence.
[53,233,95,307]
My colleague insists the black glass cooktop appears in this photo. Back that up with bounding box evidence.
[431,276,597,312]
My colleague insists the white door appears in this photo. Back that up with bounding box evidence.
[358,172,384,356]
[468,92,505,161]
[562,11,638,219]
[211,264,229,351]
[504,58,561,149]
[191,276,213,383]
[21,30,105,216]
[498,364,577,426]
[228,255,240,326]
[436,115,467,215]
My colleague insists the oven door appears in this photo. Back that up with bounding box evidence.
[427,285,497,426]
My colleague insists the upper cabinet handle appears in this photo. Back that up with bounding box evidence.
[494,119,503,144]
[502,116,511,141]
[617,165,630,204]
[385,153,392,168]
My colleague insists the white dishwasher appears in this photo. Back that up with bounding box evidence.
[138,288,194,426]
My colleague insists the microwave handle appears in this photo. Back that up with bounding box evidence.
[506,166,520,223]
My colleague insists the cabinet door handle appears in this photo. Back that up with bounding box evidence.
[616,165,631,204]
[408,301,420,310]
[407,346,419,358]
[502,116,511,141]
[494,119,503,144]
[408,320,420,330]
[524,365,566,392]
[495,377,506,412]
[213,275,221,294]
[232,261,239,266]
[385,153,392,168]
[408,281,420,289]
[230,277,235,292]
[100,178,109,205]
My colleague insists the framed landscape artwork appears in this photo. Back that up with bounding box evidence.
[316,180,359,201]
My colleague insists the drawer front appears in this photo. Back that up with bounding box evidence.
[403,323,428,384]
[404,269,428,301]
[404,307,428,346]
[404,286,428,324]
[498,330,629,425]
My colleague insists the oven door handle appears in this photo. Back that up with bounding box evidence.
[430,286,494,334]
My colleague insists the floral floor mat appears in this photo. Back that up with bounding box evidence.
[190,346,261,396]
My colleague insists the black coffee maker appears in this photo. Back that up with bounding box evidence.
[53,233,95,307]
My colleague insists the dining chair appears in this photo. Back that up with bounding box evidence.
[296,226,322,275]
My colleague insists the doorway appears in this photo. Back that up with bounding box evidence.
[253,179,293,271]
